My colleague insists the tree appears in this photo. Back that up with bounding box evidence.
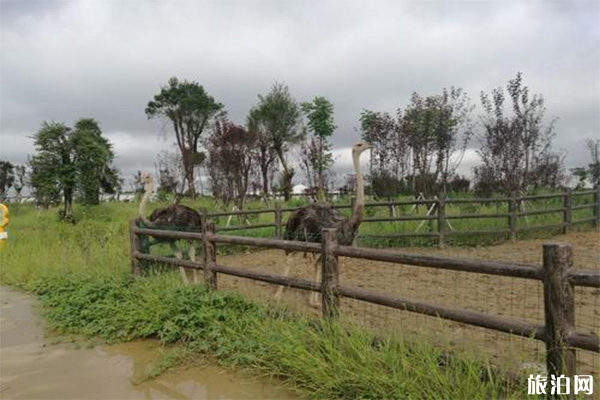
[13,165,27,202]
[474,73,561,193]
[247,109,278,200]
[0,160,15,202]
[145,77,224,198]
[587,138,600,186]
[72,119,118,205]
[29,120,119,221]
[155,149,185,201]
[360,110,408,198]
[248,83,303,201]
[206,119,256,211]
[299,136,335,194]
[402,88,473,195]
[301,97,336,200]
[572,138,600,188]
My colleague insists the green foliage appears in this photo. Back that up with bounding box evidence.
[4,264,521,398]
[573,138,600,188]
[300,97,336,199]
[1,200,593,398]
[0,160,15,201]
[248,82,303,201]
[72,119,119,205]
[29,120,119,219]
[146,77,224,198]
[301,96,336,140]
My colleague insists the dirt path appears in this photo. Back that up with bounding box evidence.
[215,230,600,375]
[0,285,295,400]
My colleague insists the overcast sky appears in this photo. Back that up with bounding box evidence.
[1,0,598,190]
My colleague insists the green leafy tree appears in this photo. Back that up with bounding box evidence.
[145,77,224,198]
[72,119,118,204]
[402,88,473,195]
[29,120,119,221]
[301,96,336,200]
[247,110,279,201]
[572,138,600,188]
[0,160,15,202]
[249,83,303,201]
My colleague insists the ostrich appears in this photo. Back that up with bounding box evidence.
[274,141,372,306]
[137,172,202,284]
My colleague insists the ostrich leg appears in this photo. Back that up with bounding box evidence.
[309,254,322,308]
[170,242,189,285]
[188,241,199,284]
[274,253,294,300]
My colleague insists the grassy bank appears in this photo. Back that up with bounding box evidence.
[8,269,524,399]
[0,203,534,398]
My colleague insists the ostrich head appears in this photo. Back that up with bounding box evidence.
[138,172,154,222]
[352,141,372,156]
[139,171,153,187]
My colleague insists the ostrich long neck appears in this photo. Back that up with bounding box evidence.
[138,179,154,226]
[348,151,365,229]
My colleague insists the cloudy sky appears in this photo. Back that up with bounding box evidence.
[1,0,598,190]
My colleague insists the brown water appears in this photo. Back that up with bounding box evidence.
[0,286,297,399]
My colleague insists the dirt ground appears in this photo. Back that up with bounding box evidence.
[215,230,600,376]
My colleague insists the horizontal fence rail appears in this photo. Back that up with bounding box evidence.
[200,186,600,247]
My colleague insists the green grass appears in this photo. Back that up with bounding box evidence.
[7,270,524,399]
[0,202,539,399]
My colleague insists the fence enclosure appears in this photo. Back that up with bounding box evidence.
[206,186,600,248]
[129,216,600,382]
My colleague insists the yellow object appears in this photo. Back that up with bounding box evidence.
[0,203,8,249]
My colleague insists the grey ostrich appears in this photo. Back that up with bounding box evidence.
[138,172,202,284]
[274,141,371,306]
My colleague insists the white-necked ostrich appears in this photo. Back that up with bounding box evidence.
[138,172,202,284]
[274,141,371,306]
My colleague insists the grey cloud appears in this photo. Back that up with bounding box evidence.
[1,0,598,182]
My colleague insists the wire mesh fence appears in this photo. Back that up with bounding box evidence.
[132,208,600,378]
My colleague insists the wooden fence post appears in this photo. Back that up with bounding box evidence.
[542,243,576,387]
[350,195,356,211]
[437,194,446,249]
[593,184,600,229]
[508,191,518,242]
[274,203,282,239]
[321,228,339,320]
[129,219,142,277]
[202,222,217,290]
[562,188,572,235]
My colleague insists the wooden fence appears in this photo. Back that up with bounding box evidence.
[205,186,600,248]
[129,220,600,381]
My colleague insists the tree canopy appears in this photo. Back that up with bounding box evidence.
[301,96,336,200]
[29,119,119,221]
[248,83,303,201]
[146,77,224,198]
[0,160,15,202]
[474,72,564,194]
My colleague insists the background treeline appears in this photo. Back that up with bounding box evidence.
[1,73,599,222]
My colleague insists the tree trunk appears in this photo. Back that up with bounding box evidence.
[182,149,197,199]
[276,148,294,201]
[261,163,270,198]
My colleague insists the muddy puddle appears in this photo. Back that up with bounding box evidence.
[0,285,297,399]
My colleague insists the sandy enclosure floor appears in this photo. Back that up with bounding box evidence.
[213,230,600,376]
